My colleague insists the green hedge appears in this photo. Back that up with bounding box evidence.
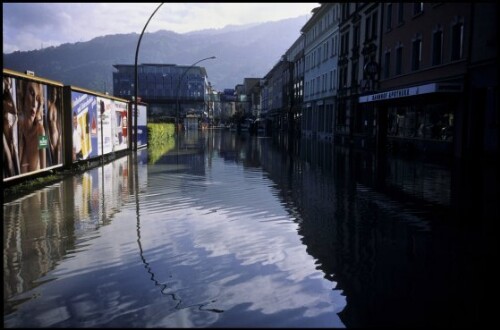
[147,123,175,146]
[147,123,176,164]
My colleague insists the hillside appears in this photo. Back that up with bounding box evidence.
[3,15,309,93]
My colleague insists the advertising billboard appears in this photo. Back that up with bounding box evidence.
[71,91,99,161]
[97,97,129,153]
[3,75,64,180]
[135,103,148,147]
[70,91,130,163]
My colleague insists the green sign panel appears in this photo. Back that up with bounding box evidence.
[38,135,48,149]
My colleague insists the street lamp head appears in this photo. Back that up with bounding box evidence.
[176,55,217,130]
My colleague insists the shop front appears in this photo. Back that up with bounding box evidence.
[359,82,463,158]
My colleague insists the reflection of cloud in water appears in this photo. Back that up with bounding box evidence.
[4,146,345,327]
[138,156,346,326]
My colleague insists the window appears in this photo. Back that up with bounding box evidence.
[342,3,349,20]
[371,11,378,39]
[339,66,347,88]
[352,60,359,85]
[384,51,391,78]
[365,16,371,41]
[396,46,403,75]
[333,69,337,89]
[398,3,404,24]
[413,2,424,15]
[412,38,422,70]
[451,22,464,61]
[353,25,360,48]
[365,11,378,41]
[341,32,350,55]
[432,30,443,65]
[386,3,393,31]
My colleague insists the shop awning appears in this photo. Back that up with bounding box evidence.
[359,83,462,103]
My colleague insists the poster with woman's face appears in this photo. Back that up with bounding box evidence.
[3,76,63,180]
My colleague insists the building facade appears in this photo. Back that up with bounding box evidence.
[359,3,472,157]
[233,2,497,159]
[336,3,383,148]
[112,63,210,123]
[286,34,305,135]
[302,3,341,141]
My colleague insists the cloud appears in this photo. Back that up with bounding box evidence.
[3,3,318,53]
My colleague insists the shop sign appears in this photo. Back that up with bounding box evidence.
[359,83,438,103]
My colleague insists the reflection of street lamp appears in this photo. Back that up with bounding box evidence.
[175,56,216,131]
[134,3,164,150]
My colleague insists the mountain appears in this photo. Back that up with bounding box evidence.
[3,15,309,93]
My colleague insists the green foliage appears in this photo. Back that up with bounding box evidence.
[147,123,175,145]
[148,138,176,165]
[147,123,176,164]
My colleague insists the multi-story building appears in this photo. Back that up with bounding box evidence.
[260,78,270,121]
[358,3,473,157]
[262,57,289,132]
[302,3,341,141]
[234,84,247,118]
[464,2,498,159]
[337,3,383,147]
[236,78,261,118]
[245,78,262,119]
[220,88,236,123]
[285,33,305,135]
[112,63,211,123]
[252,2,496,161]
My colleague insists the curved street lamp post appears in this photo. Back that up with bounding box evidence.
[134,3,164,150]
[175,56,216,131]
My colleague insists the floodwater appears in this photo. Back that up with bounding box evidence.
[3,130,494,327]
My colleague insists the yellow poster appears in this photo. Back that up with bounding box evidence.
[78,111,91,159]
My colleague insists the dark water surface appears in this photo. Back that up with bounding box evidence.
[3,130,495,327]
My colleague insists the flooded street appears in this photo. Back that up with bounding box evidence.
[3,130,493,327]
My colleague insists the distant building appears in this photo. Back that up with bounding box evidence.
[262,57,289,132]
[112,63,211,122]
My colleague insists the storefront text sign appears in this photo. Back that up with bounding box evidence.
[359,83,437,103]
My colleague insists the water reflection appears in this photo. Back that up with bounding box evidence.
[266,134,491,327]
[3,152,147,318]
[3,130,493,327]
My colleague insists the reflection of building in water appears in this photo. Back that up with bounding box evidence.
[151,131,206,177]
[209,131,262,169]
[258,136,484,327]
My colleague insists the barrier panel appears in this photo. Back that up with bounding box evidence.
[3,68,148,184]
[3,69,64,181]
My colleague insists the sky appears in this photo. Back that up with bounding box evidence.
[3,2,319,54]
